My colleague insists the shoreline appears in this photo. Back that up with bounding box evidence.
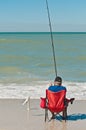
[0,99,86,130]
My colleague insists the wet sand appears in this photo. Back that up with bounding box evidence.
[0,99,86,130]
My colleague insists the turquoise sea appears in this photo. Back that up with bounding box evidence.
[0,32,86,99]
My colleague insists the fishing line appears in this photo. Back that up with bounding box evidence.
[45,0,57,77]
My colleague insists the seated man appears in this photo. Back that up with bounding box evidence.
[48,76,74,119]
[48,76,66,92]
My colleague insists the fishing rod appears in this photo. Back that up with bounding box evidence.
[45,0,57,77]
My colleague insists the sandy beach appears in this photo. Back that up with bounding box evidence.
[0,99,86,130]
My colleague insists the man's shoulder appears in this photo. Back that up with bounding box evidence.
[57,85,66,91]
[48,85,57,92]
[61,85,66,90]
[48,85,55,90]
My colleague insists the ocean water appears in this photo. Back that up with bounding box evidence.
[0,32,86,99]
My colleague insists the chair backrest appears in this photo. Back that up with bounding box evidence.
[46,89,66,113]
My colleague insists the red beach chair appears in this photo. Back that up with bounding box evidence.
[40,89,74,121]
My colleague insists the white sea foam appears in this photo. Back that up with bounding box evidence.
[0,32,86,100]
[0,81,86,100]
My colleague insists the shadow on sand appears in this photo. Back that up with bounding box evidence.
[56,113,86,121]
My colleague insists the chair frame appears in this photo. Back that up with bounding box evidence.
[45,89,67,122]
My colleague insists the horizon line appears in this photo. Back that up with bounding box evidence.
[0,31,86,33]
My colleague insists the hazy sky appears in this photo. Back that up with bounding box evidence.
[0,0,86,32]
